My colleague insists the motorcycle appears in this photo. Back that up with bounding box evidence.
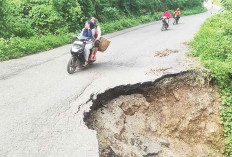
[173,15,180,25]
[67,36,95,74]
[161,16,169,31]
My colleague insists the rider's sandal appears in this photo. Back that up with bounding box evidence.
[82,62,88,67]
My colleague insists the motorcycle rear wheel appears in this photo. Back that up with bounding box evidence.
[67,57,78,74]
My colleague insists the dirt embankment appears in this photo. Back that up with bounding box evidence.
[85,71,225,157]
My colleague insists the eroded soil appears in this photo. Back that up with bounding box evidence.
[86,72,225,157]
[154,49,179,57]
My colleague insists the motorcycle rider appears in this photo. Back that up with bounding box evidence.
[174,8,181,22]
[162,9,172,27]
[79,20,94,67]
[90,17,101,61]
[162,9,172,19]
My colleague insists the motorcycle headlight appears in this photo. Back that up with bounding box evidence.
[72,44,82,53]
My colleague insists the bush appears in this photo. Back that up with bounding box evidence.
[181,6,207,16]
[9,18,35,38]
[29,4,66,35]
[189,12,232,155]
[51,0,83,32]
[101,7,121,22]
[221,0,232,11]
[0,0,10,38]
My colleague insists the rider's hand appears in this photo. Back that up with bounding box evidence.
[72,35,77,38]
[85,23,90,29]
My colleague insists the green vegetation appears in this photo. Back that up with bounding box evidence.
[221,0,232,11]
[101,6,207,34]
[213,0,222,7]
[0,0,206,61]
[190,1,232,155]
[0,34,72,60]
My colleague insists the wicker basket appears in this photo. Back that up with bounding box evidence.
[98,37,111,52]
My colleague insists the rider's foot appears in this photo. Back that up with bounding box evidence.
[90,56,96,61]
[82,61,88,67]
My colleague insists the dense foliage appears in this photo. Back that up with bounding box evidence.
[221,0,232,11]
[90,0,204,21]
[0,0,9,37]
[0,0,205,61]
[190,2,232,154]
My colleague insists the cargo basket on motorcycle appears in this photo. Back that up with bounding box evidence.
[99,37,111,52]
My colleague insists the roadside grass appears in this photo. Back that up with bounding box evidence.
[189,11,232,156]
[0,34,72,61]
[0,6,207,61]
[181,6,208,16]
[213,0,222,7]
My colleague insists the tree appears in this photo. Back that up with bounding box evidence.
[29,4,65,35]
[51,0,83,32]
[0,0,9,37]
[78,0,95,19]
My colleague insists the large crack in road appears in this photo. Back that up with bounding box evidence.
[85,71,225,157]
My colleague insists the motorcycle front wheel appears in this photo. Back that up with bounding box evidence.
[173,19,176,25]
[67,57,78,74]
[161,25,165,31]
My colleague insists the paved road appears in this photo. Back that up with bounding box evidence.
[0,2,219,157]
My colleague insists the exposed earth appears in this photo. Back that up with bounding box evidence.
[86,72,225,157]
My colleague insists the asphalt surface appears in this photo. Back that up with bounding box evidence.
[0,2,219,156]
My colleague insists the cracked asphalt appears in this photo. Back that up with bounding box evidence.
[0,2,219,157]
